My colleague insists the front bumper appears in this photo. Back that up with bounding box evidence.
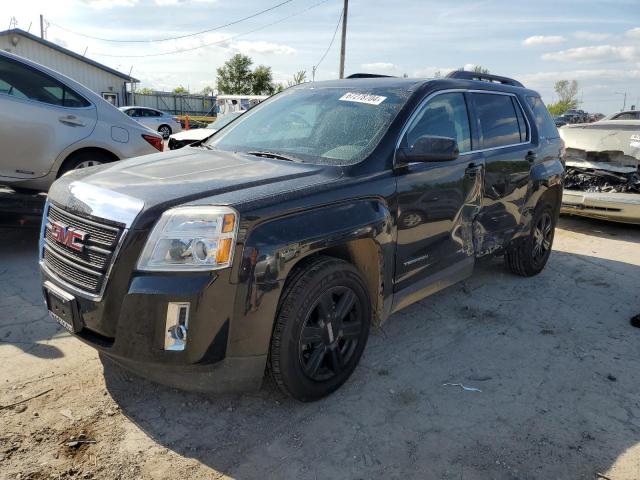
[561,189,640,225]
[41,266,266,393]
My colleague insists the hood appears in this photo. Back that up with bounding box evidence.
[48,148,328,226]
[170,128,215,142]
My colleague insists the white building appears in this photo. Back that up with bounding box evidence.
[0,28,137,107]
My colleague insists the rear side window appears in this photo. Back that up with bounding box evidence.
[0,56,90,108]
[405,92,472,153]
[526,96,559,139]
[472,93,523,149]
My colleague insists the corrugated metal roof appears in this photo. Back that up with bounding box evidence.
[0,29,139,82]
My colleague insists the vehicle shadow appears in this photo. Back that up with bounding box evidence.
[103,247,640,479]
[0,226,64,359]
[558,214,640,243]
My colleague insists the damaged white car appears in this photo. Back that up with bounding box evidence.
[560,120,640,224]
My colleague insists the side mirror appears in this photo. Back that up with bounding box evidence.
[397,135,459,163]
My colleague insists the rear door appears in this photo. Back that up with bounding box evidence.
[0,55,97,180]
[470,91,532,247]
[394,91,483,296]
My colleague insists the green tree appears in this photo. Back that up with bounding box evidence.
[459,65,490,74]
[546,100,575,116]
[252,65,276,95]
[287,70,307,87]
[546,80,580,116]
[554,80,579,106]
[136,87,154,94]
[216,54,254,95]
[200,85,215,95]
[173,86,188,94]
[472,65,490,74]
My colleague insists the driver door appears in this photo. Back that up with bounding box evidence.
[393,91,483,310]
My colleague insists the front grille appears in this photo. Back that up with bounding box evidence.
[42,204,125,296]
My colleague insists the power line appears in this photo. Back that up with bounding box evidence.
[48,0,294,43]
[87,0,331,58]
[312,6,342,79]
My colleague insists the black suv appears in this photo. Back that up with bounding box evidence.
[40,71,564,401]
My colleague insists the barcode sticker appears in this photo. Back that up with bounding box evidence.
[339,92,387,106]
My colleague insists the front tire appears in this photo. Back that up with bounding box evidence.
[505,201,556,276]
[269,256,371,401]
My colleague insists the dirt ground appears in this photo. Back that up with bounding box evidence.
[1,214,640,480]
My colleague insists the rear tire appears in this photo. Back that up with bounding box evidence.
[158,125,172,138]
[505,201,556,276]
[58,150,114,178]
[269,256,371,402]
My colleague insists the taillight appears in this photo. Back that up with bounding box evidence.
[142,134,163,152]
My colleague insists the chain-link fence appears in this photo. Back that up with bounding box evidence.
[132,92,216,116]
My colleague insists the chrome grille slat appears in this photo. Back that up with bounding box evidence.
[42,204,125,296]
[48,204,119,247]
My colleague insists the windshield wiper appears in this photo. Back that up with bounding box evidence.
[247,151,301,163]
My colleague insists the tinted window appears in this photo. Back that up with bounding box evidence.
[473,93,522,148]
[0,56,90,108]
[405,92,472,153]
[526,96,559,139]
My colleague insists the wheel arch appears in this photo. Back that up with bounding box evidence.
[57,147,119,178]
[227,199,394,359]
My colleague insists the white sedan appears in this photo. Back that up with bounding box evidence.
[119,106,182,138]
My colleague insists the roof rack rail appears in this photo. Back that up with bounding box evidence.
[346,73,396,79]
[445,71,524,88]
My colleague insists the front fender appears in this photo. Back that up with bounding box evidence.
[227,198,394,358]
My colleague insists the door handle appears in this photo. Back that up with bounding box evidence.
[525,151,537,163]
[58,115,85,127]
[465,162,482,177]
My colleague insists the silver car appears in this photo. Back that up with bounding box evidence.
[0,50,163,192]
[119,106,182,138]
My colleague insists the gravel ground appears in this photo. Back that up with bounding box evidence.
[1,215,639,480]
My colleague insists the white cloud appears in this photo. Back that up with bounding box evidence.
[625,27,640,39]
[522,35,566,47]
[573,31,612,41]
[231,40,295,56]
[77,0,138,9]
[361,62,396,71]
[542,45,640,63]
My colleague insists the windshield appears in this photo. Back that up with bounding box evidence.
[206,86,410,165]
[207,112,242,129]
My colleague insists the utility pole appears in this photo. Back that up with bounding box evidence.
[39,14,44,39]
[338,0,348,79]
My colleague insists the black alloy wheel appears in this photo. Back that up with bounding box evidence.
[532,211,553,265]
[299,286,363,382]
[269,256,371,401]
[505,200,556,276]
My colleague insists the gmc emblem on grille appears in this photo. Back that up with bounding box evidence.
[47,221,87,252]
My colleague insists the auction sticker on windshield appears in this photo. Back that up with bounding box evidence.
[339,92,387,106]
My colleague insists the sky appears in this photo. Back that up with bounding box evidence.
[3,0,640,114]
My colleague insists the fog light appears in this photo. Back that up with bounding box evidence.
[165,302,189,351]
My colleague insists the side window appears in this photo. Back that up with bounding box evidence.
[150,110,162,117]
[526,96,559,139]
[0,56,90,108]
[613,112,634,120]
[405,92,472,153]
[512,98,528,142]
[472,93,522,148]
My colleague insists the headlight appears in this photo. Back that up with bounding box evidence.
[137,206,238,271]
